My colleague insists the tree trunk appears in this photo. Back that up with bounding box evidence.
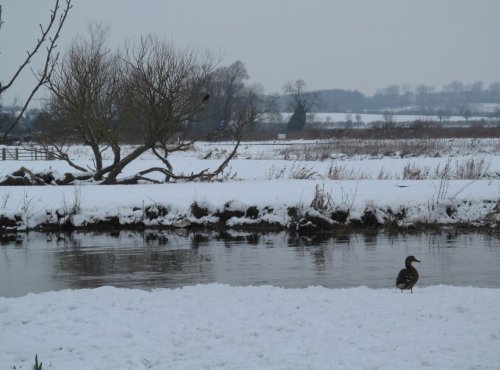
[90,143,103,171]
[93,144,121,181]
[100,145,150,184]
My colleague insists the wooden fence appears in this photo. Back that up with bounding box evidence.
[1,147,55,161]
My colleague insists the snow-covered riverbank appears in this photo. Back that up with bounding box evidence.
[0,179,499,232]
[1,140,499,232]
[2,284,499,370]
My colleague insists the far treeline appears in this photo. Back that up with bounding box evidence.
[1,1,499,149]
[309,82,500,115]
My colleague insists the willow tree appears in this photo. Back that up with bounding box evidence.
[41,34,262,184]
[44,23,121,176]
[284,79,319,132]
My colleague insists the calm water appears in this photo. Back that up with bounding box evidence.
[1,230,500,297]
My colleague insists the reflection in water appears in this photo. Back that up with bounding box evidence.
[1,230,500,297]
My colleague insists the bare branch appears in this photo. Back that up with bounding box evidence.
[0,5,4,31]
[1,0,73,141]
[36,139,88,172]
[283,79,319,112]
[165,140,240,182]
[45,22,120,172]
[120,36,215,147]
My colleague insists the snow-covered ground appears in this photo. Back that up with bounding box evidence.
[1,139,500,369]
[1,139,499,230]
[283,111,473,123]
[2,284,500,370]
[280,111,499,127]
[0,178,499,231]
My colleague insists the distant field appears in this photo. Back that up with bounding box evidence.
[281,111,499,126]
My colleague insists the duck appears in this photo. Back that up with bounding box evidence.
[396,255,420,293]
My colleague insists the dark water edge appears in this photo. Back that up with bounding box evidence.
[1,229,500,298]
[1,199,499,235]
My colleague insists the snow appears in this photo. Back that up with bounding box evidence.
[0,179,499,230]
[1,284,499,370]
[1,140,500,230]
[281,111,497,124]
[1,140,500,369]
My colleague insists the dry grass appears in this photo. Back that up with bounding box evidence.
[266,162,320,180]
[454,157,490,179]
[326,162,370,180]
[403,162,431,180]
[273,138,500,161]
[310,184,333,213]
[264,157,494,182]
[403,157,491,180]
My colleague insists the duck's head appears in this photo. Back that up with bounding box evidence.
[406,255,421,265]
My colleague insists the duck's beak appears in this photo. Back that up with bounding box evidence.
[415,258,421,263]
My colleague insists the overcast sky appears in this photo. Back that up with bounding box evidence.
[1,0,499,105]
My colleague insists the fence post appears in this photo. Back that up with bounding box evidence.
[15,148,19,160]
[2,148,5,160]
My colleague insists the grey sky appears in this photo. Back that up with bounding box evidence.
[1,0,499,105]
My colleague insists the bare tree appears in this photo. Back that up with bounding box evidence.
[116,45,264,184]
[204,77,266,174]
[33,33,263,185]
[207,60,268,136]
[283,79,319,131]
[209,61,249,132]
[284,79,319,112]
[0,0,72,143]
[37,34,211,184]
[104,36,215,184]
[43,23,121,175]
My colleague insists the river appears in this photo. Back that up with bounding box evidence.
[1,230,499,297]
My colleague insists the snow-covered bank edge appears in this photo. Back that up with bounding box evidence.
[2,284,500,370]
[1,191,499,233]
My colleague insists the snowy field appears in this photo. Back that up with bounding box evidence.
[1,139,500,369]
[1,284,500,370]
[281,111,497,126]
[1,138,499,230]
